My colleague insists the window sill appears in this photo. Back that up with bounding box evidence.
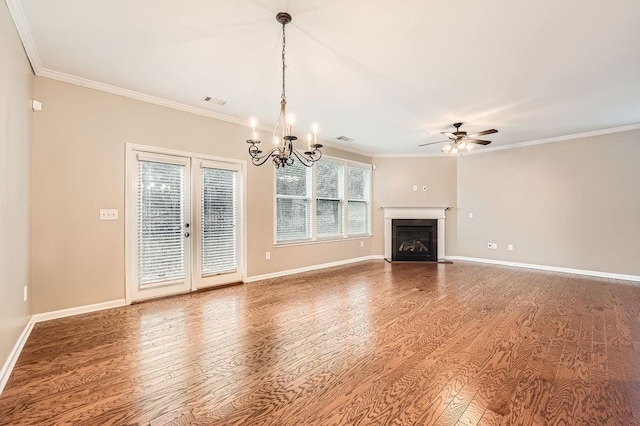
[274,235,373,248]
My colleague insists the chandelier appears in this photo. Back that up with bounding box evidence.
[246,12,323,168]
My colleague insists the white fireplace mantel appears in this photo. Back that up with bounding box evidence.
[382,207,449,262]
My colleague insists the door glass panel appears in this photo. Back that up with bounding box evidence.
[201,167,237,275]
[137,161,185,285]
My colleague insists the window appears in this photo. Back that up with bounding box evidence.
[276,161,312,242]
[275,157,372,243]
[347,165,371,236]
[316,160,344,238]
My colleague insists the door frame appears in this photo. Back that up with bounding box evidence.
[125,143,247,304]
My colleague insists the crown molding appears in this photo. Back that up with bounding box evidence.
[38,68,253,126]
[320,140,373,158]
[374,123,640,158]
[463,123,640,156]
[5,0,41,73]
[37,68,374,158]
[373,152,445,158]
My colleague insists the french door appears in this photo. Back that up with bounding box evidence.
[127,148,243,302]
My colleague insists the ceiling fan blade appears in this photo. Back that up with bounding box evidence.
[467,129,498,138]
[441,132,457,139]
[465,139,492,145]
[418,140,449,147]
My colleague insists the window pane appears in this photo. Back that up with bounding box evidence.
[348,166,369,201]
[348,201,367,235]
[317,199,342,237]
[138,161,185,285]
[316,161,342,199]
[276,161,311,197]
[201,167,237,275]
[277,198,311,241]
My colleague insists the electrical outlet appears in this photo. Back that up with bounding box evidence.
[487,242,493,249]
[99,209,118,220]
[508,244,514,251]
[493,243,498,250]
[360,241,364,248]
[469,213,474,219]
[265,251,271,260]
[23,285,28,302]
[413,185,418,191]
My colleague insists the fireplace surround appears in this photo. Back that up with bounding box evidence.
[382,207,448,262]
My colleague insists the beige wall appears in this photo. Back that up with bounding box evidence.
[28,72,640,316]
[371,156,458,256]
[456,129,640,275]
[31,77,372,313]
[0,2,33,372]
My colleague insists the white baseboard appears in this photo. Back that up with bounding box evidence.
[446,256,640,282]
[0,319,35,395]
[245,255,383,283]
[31,299,127,323]
[0,299,127,396]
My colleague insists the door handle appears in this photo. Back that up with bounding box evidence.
[184,232,190,238]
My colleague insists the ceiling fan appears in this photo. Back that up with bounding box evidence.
[419,122,498,154]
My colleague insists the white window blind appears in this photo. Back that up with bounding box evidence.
[138,161,185,285]
[316,160,344,237]
[201,167,237,275]
[276,162,312,242]
[347,165,371,236]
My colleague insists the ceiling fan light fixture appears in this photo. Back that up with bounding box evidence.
[442,144,452,153]
[466,144,474,151]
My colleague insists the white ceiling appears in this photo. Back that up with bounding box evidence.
[13,0,640,154]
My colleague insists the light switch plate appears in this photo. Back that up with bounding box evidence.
[100,209,119,220]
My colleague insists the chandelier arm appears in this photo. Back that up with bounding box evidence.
[249,144,280,166]
[291,148,318,167]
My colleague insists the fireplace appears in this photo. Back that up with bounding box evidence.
[382,207,448,262]
[392,219,437,261]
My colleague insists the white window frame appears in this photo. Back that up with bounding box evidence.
[273,155,372,246]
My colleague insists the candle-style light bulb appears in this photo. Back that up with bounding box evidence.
[250,118,257,141]
[312,123,318,144]
[287,114,295,136]
[307,133,312,151]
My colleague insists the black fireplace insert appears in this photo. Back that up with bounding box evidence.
[392,219,437,261]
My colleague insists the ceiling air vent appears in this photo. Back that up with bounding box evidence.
[336,136,355,142]
[201,96,227,106]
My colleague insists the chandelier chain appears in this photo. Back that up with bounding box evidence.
[281,22,286,102]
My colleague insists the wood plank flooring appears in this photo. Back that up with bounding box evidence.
[1,260,639,425]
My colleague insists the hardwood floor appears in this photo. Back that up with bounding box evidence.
[1,260,639,425]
